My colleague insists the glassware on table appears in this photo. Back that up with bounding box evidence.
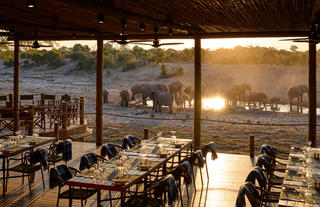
[157,132,162,138]
[171,131,176,139]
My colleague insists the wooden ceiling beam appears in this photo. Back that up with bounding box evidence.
[52,0,202,33]
[10,31,309,41]
[0,19,114,36]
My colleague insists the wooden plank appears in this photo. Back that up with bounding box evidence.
[309,42,317,147]
[194,36,201,148]
[13,40,20,133]
[96,38,103,146]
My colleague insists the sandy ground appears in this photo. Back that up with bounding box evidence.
[0,62,319,155]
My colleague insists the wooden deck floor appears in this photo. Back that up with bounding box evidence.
[0,142,255,207]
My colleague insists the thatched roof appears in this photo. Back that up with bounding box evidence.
[0,0,318,40]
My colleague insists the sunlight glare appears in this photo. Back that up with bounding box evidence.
[202,97,225,110]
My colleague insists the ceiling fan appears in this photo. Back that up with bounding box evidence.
[113,20,150,45]
[134,26,183,48]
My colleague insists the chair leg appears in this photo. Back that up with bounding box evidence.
[178,185,184,207]
[199,167,204,186]
[191,168,196,192]
[186,183,190,200]
[109,190,112,207]
[205,162,209,182]
[27,173,32,193]
[41,168,45,188]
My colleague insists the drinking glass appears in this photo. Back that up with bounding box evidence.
[171,131,176,139]
[157,132,162,138]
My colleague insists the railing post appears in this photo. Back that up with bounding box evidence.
[250,135,255,157]
[144,128,148,139]
[62,103,67,130]
[80,97,85,125]
[54,122,60,141]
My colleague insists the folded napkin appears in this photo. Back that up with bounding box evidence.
[283,179,302,187]
[287,165,303,173]
[290,153,305,160]
[128,170,145,176]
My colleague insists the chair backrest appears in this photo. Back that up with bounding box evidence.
[101,143,119,159]
[153,174,179,205]
[122,136,135,149]
[260,144,277,158]
[188,150,205,168]
[56,140,72,162]
[61,94,71,102]
[245,167,267,189]
[20,94,34,100]
[29,149,48,168]
[79,153,98,171]
[255,154,275,173]
[170,161,193,185]
[0,95,7,101]
[236,182,261,207]
[41,94,56,100]
[200,142,218,160]
[49,164,73,189]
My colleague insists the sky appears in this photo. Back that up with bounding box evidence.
[55,37,309,51]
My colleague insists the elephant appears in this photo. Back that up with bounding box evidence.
[183,86,194,107]
[248,92,267,109]
[270,97,280,110]
[225,89,240,108]
[150,90,173,113]
[175,95,185,110]
[120,89,130,107]
[169,80,184,101]
[230,83,251,106]
[131,83,145,101]
[103,89,109,104]
[141,83,168,105]
[288,85,308,112]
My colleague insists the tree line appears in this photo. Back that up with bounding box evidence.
[0,42,318,71]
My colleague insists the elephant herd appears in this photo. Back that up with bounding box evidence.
[225,83,308,112]
[103,80,194,113]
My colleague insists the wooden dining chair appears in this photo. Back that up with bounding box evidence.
[186,150,205,191]
[50,164,97,207]
[79,153,107,171]
[6,149,47,194]
[198,142,218,182]
[124,174,180,207]
[122,135,141,149]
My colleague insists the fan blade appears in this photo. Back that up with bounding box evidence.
[132,43,152,46]
[8,44,33,47]
[128,39,153,43]
[292,40,320,43]
[38,45,53,47]
[159,43,184,46]
[279,38,309,41]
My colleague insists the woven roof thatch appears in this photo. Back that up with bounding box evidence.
[0,0,318,40]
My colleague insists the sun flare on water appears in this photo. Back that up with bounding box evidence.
[202,97,225,110]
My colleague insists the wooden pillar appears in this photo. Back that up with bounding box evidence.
[96,39,103,146]
[13,40,20,133]
[194,37,201,148]
[80,97,85,125]
[249,135,255,157]
[54,122,60,141]
[28,106,35,135]
[309,42,317,147]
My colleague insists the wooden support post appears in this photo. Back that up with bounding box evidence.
[62,103,67,130]
[54,122,60,141]
[144,128,148,139]
[28,106,35,135]
[96,38,103,146]
[80,97,85,125]
[13,40,20,133]
[250,135,255,157]
[194,36,201,149]
[309,42,317,147]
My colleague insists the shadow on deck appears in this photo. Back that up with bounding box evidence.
[0,142,255,207]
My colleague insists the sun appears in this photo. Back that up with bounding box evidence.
[202,97,225,110]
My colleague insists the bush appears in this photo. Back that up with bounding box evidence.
[174,66,184,76]
[159,63,167,76]
[122,63,137,72]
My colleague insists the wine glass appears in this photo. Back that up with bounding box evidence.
[157,132,162,138]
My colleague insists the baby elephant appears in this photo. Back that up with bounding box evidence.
[103,89,109,104]
[150,90,173,113]
[120,89,130,107]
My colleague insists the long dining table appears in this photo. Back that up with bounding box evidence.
[278,146,320,207]
[0,135,55,196]
[66,137,193,207]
